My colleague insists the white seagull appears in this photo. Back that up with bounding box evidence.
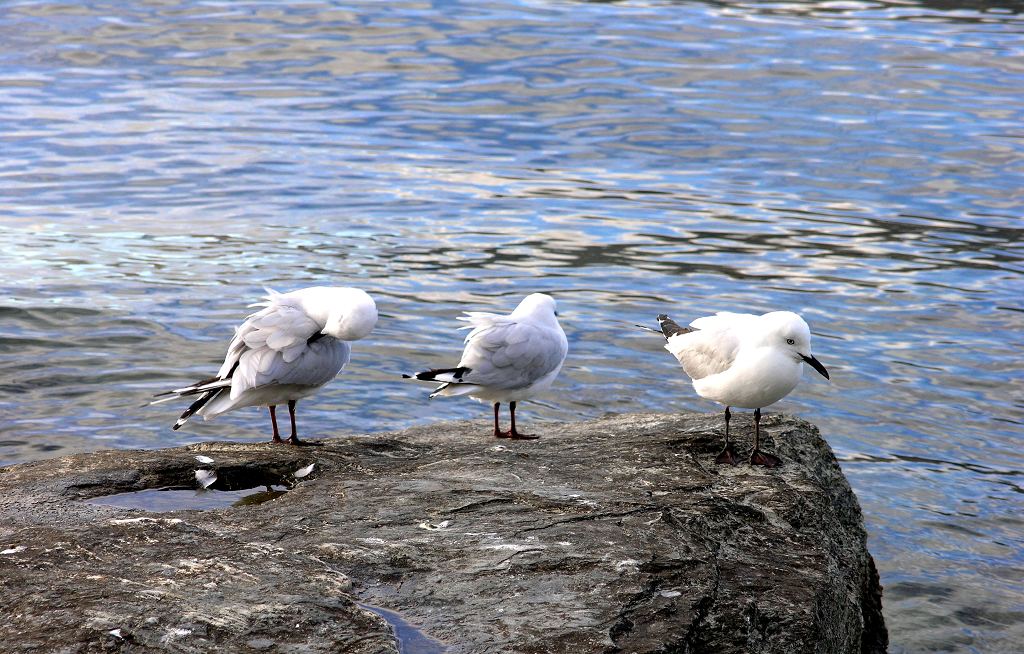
[642,310,829,467]
[153,286,378,444]
[404,293,568,439]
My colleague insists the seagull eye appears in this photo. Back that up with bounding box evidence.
[786,338,795,345]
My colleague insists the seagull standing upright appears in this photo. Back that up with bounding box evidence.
[153,286,377,444]
[405,293,568,439]
[643,310,829,467]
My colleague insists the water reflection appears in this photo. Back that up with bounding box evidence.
[1,0,1022,651]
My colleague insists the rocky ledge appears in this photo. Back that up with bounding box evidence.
[0,412,886,653]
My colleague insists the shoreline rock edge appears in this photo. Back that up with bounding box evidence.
[0,412,887,653]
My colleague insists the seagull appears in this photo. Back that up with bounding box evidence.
[404,293,568,439]
[153,286,377,445]
[641,310,829,467]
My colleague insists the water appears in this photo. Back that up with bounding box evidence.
[0,0,1021,650]
[358,603,448,654]
[87,486,288,511]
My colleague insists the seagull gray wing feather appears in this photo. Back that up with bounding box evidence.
[456,318,567,391]
[220,298,346,399]
[666,326,742,381]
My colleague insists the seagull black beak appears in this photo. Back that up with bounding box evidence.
[801,354,830,380]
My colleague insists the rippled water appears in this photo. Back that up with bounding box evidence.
[1,1,1021,651]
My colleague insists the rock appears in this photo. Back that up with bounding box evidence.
[0,412,886,653]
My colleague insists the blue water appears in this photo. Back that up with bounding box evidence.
[359,603,448,654]
[87,486,288,511]
[1,1,1021,651]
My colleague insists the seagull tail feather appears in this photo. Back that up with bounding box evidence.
[429,382,478,399]
[150,377,231,405]
[172,390,219,431]
[403,366,472,384]
[634,323,663,335]
[403,367,477,399]
[656,314,695,339]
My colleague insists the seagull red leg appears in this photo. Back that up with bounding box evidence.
[715,406,740,465]
[507,401,539,440]
[286,399,303,445]
[749,407,781,467]
[269,405,284,444]
[492,402,504,438]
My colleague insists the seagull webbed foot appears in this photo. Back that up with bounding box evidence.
[286,436,323,447]
[749,449,782,468]
[714,444,741,465]
[496,430,540,440]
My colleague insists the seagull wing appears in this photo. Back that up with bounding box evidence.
[222,298,345,399]
[665,321,742,381]
[688,311,759,332]
[456,316,567,391]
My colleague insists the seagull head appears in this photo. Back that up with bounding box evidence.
[323,287,378,341]
[764,311,830,380]
[511,293,558,321]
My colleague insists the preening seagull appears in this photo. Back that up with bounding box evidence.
[641,310,829,467]
[404,293,568,439]
[153,286,377,444]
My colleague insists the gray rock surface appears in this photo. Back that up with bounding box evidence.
[0,412,886,653]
